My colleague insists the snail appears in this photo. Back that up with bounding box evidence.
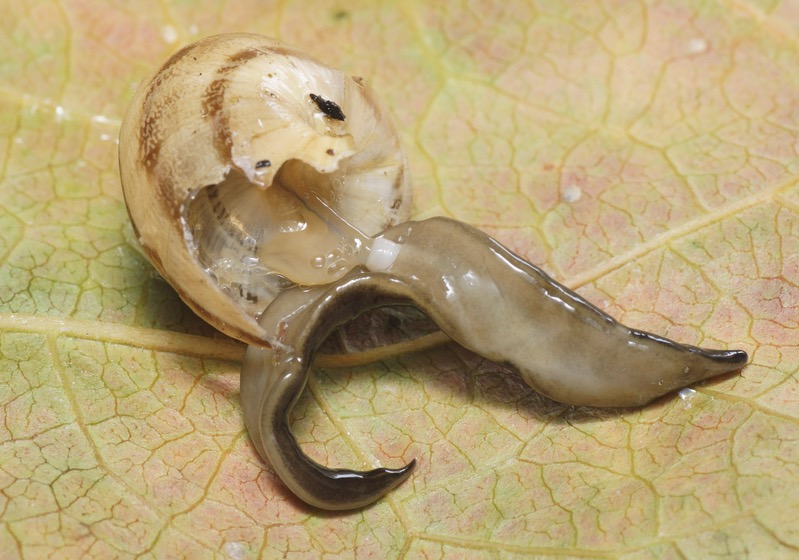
[119,33,748,510]
[119,32,411,344]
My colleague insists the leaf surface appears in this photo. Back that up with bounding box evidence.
[1,1,798,558]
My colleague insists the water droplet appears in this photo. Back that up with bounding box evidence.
[678,388,697,409]
[241,255,259,266]
[223,541,247,560]
[211,257,234,273]
[162,25,178,44]
[327,262,346,275]
[328,249,342,261]
[561,184,582,203]
[310,256,325,268]
[278,220,307,233]
[54,105,69,122]
[242,236,256,248]
[687,38,707,54]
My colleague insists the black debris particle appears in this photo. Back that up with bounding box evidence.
[255,160,271,169]
[310,93,346,121]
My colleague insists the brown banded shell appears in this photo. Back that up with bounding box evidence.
[118,33,412,346]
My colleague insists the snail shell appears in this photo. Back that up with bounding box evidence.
[119,33,411,345]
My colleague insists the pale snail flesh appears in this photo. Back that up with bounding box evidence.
[119,33,748,511]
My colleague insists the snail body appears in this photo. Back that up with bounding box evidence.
[120,34,748,511]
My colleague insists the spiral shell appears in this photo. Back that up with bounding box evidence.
[119,33,411,345]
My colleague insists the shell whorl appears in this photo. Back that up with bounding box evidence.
[119,33,411,345]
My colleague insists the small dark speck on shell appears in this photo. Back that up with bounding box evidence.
[326,149,335,156]
[310,93,346,121]
[256,160,271,169]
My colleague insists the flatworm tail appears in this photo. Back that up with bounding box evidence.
[705,348,750,367]
[240,278,418,511]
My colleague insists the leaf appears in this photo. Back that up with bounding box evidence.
[1,0,798,558]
